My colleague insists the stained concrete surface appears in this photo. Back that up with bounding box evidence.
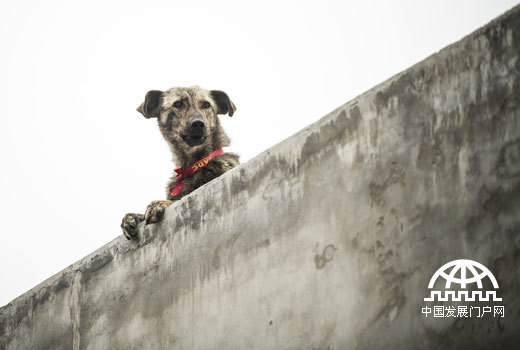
[2,4,520,350]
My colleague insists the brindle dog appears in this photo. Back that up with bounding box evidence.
[121,86,239,240]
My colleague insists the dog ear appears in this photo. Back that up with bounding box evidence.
[136,90,163,119]
[210,90,236,117]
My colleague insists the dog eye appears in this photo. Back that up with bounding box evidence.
[173,101,184,108]
[201,101,211,109]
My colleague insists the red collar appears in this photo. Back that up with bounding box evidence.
[169,148,225,197]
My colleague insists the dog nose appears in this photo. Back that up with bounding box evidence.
[189,119,206,131]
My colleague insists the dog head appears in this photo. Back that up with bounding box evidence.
[136,86,236,164]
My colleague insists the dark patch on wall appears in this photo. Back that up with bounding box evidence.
[416,135,446,170]
[299,105,361,170]
[369,162,406,206]
[53,275,71,293]
[14,299,31,329]
[496,80,520,116]
[464,183,520,248]
[315,244,337,269]
[258,238,270,249]
[174,215,184,232]
[374,73,413,115]
[80,251,114,284]
[230,167,249,196]
[231,155,295,199]
[483,12,520,63]
[177,196,202,231]
[481,184,520,216]
[369,118,379,147]
[32,287,51,309]
[88,252,114,273]
[496,138,520,178]
[347,105,362,135]
[212,245,221,270]
[354,253,411,349]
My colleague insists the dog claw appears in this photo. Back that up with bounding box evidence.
[144,200,173,225]
[121,213,144,240]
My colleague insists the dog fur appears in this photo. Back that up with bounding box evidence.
[121,86,239,239]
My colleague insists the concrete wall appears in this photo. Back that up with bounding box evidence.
[2,5,520,350]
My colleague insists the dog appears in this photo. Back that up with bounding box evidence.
[121,86,240,240]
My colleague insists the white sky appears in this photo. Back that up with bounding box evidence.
[0,0,517,306]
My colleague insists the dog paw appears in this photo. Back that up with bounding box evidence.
[145,200,173,224]
[121,213,145,240]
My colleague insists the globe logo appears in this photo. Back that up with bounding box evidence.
[424,259,502,302]
[428,259,499,289]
